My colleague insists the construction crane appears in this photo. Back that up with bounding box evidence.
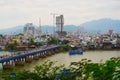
[50,13,59,34]
[39,17,42,34]
[50,13,58,26]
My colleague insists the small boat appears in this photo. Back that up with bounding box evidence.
[69,44,85,55]
[69,49,84,55]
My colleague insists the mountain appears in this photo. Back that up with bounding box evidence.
[0,26,24,34]
[80,18,120,32]
[0,18,120,34]
[64,25,78,32]
[0,25,78,34]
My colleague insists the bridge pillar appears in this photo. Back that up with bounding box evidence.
[46,51,51,56]
[51,50,55,54]
[14,58,25,66]
[44,51,46,55]
[38,53,42,58]
[0,46,61,69]
[33,54,39,60]
[2,61,14,70]
[41,52,46,58]
[25,56,33,63]
[55,49,60,53]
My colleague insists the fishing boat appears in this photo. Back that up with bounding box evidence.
[69,45,84,55]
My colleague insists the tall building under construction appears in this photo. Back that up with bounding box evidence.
[56,15,64,32]
[56,15,66,37]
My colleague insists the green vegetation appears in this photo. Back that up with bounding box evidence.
[27,38,36,46]
[47,37,60,45]
[41,35,46,38]
[27,38,44,47]
[0,34,4,38]
[61,40,70,45]
[1,57,120,80]
[6,41,18,51]
[61,45,70,51]
[47,37,70,45]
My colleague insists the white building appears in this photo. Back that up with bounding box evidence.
[24,23,35,38]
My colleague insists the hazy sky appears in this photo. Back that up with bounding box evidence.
[0,0,120,29]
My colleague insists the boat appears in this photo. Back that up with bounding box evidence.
[69,50,84,55]
[69,45,84,55]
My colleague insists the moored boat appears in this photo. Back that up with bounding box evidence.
[69,45,84,55]
[69,49,84,55]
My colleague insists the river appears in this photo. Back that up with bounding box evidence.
[0,50,120,71]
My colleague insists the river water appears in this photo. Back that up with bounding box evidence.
[0,50,120,71]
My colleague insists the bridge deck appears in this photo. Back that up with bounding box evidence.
[0,46,60,63]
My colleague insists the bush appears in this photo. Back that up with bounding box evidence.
[61,45,70,51]
[1,57,120,80]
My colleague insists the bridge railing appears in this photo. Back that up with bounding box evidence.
[0,45,61,63]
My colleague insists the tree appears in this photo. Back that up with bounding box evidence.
[83,57,120,80]
[61,45,70,51]
[47,37,60,45]
[41,35,46,38]
[0,34,3,38]
[16,70,39,80]
[61,40,70,44]
[1,57,120,80]
[69,58,92,80]
[28,38,35,46]
[33,60,65,80]
[6,41,18,51]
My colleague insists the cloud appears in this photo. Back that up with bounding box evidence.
[0,0,120,29]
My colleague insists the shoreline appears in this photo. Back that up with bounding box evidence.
[0,49,120,54]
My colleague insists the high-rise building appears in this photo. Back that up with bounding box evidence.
[56,15,64,32]
[55,15,67,38]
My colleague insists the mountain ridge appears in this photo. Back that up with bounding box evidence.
[79,18,120,32]
[0,18,120,34]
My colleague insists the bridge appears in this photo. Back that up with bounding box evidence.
[0,45,61,70]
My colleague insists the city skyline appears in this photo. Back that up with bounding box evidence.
[0,0,120,29]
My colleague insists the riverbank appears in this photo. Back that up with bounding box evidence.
[16,50,120,71]
[0,50,120,71]
[0,50,120,80]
